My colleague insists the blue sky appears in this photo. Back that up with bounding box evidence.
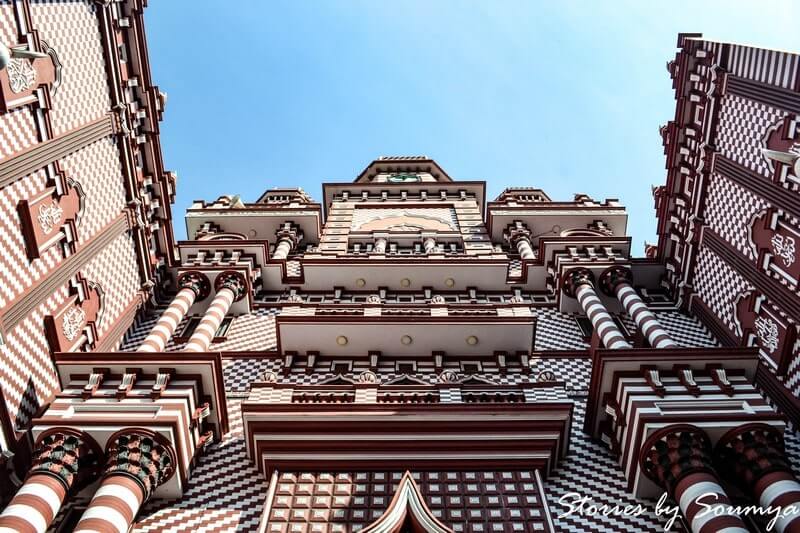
[145,1,800,252]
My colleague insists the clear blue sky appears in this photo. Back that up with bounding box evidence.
[145,1,800,253]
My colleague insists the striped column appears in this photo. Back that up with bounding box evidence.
[0,430,99,533]
[184,272,246,353]
[564,268,630,349]
[716,424,800,532]
[504,221,535,259]
[600,266,678,349]
[272,238,293,260]
[515,237,535,260]
[641,425,748,533]
[138,272,209,352]
[272,222,302,260]
[73,432,175,533]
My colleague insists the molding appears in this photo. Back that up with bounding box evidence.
[715,156,800,222]
[726,75,800,114]
[703,230,800,320]
[0,113,114,190]
[0,214,128,338]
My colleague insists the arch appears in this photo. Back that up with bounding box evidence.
[362,471,453,533]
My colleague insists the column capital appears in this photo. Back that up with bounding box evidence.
[598,265,633,297]
[503,221,532,245]
[714,423,791,491]
[639,424,713,495]
[177,270,211,300]
[561,267,595,298]
[103,429,177,502]
[214,270,248,302]
[30,428,102,493]
[276,222,303,248]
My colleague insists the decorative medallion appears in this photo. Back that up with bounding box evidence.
[735,290,797,373]
[61,307,86,341]
[44,275,103,352]
[749,208,800,289]
[387,173,421,183]
[770,233,796,267]
[7,58,36,93]
[37,201,64,234]
[18,180,84,259]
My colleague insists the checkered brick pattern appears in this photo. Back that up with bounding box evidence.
[653,310,719,348]
[693,246,753,335]
[30,0,111,136]
[132,400,268,533]
[529,357,590,394]
[60,136,127,243]
[0,168,64,307]
[286,260,302,278]
[0,284,67,429]
[79,233,140,337]
[508,259,522,278]
[0,106,39,161]
[121,307,280,353]
[265,470,551,532]
[716,94,786,179]
[0,1,17,45]
[532,309,589,351]
[225,357,282,393]
[705,172,769,261]
[782,339,800,399]
[546,399,670,533]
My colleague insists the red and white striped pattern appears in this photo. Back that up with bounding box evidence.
[272,238,293,260]
[184,287,235,352]
[73,474,144,533]
[754,470,800,532]
[137,287,197,352]
[674,472,749,533]
[0,473,67,533]
[615,283,678,349]
[575,284,631,350]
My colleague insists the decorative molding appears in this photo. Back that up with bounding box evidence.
[17,178,84,259]
[734,290,797,375]
[0,46,57,113]
[0,214,127,339]
[0,113,115,190]
[44,275,103,353]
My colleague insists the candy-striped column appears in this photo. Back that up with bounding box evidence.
[504,221,535,259]
[272,222,302,260]
[184,272,246,353]
[138,272,209,352]
[600,266,678,349]
[564,268,630,349]
[716,424,800,533]
[642,425,748,533]
[0,430,99,533]
[674,472,749,533]
[73,432,175,533]
[575,284,631,349]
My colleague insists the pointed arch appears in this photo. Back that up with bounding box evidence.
[361,471,453,533]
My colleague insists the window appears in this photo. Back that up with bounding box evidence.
[331,361,352,374]
[575,316,630,339]
[395,361,417,373]
[460,362,482,373]
[177,316,233,341]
